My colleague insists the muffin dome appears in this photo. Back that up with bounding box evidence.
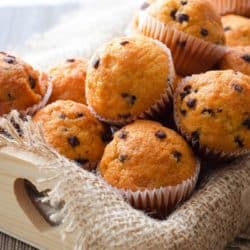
[48,58,88,104]
[174,70,250,158]
[99,120,197,191]
[33,100,108,169]
[222,15,250,46]
[144,0,225,44]
[86,36,174,125]
[0,52,47,115]
[220,47,250,76]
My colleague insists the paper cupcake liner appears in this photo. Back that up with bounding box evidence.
[209,0,250,16]
[118,159,200,218]
[21,74,53,116]
[88,40,175,126]
[137,12,226,76]
[173,81,250,162]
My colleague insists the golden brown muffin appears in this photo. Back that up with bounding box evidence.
[86,36,174,125]
[48,58,88,104]
[144,0,225,44]
[99,120,197,191]
[222,15,250,46]
[0,52,47,116]
[173,74,183,91]
[174,70,250,159]
[33,100,109,169]
[220,47,250,76]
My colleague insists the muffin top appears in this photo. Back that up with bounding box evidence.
[99,120,197,191]
[174,70,250,154]
[86,36,174,124]
[33,100,108,167]
[0,52,46,115]
[144,0,225,44]
[222,15,250,46]
[48,58,88,104]
[220,47,250,76]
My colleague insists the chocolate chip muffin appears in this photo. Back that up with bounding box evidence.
[48,58,88,104]
[0,52,48,116]
[99,120,199,215]
[33,100,109,169]
[86,36,175,125]
[135,0,225,75]
[208,0,250,17]
[220,46,250,76]
[222,15,250,46]
[174,70,250,161]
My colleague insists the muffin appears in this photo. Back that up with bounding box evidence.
[99,120,199,216]
[219,46,250,76]
[86,36,175,125]
[33,100,109,170]
[174,70,250,161]
[222,15,250,46]
[134,0,226,75]
[173,74,183,91]
[0,52,50,116]
[48,58,88,104]
[208,0,250,17]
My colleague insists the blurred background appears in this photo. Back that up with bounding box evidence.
[0,0,82,51]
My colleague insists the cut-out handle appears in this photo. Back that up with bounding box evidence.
[14,178,62,232]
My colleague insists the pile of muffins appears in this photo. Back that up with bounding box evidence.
[0,0,249,218]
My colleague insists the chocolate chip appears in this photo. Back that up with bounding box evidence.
[76,113,84,118]
[4,57,15,64]
[172,150,182,162]
[28,76,36,89]
[242,118,250,129]
[118,154,128,163]
[180,0,188,5]
[191,130,200,142]
[241,54,250,63]
[59,114,66,119]
[120,41,129,46]
[170,9,177,20]
[140,2,150,10]
[118,130,128,139]
[121,93,137,105]
[7,93,14,101]
[66,58,75,63]
[186,98,197,108]
[180,85,191,100]
[232,83,243,93]
[201,108,215,117]
[92,57,100,69]
[74,158,89,165]
[177,40,186,48]
[118,113,131,119]
[234,135,244,148]
[177,13,189,23]
[194,89,198,93]
[200,28,208,37]
[155,130,167,139]
[224,26,231,32]
[68,136,80,147]
[180,109,187,116]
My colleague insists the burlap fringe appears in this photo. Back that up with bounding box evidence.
[0,111,250,250]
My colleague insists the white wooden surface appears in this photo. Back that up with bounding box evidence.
[0,0,81,52]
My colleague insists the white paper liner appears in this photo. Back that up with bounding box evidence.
[173,78,250,162]
[209,0,250,16]
[137,12,227,76]
[21,75,53,116]
[87,39,175,126]
[118,159,200,217]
